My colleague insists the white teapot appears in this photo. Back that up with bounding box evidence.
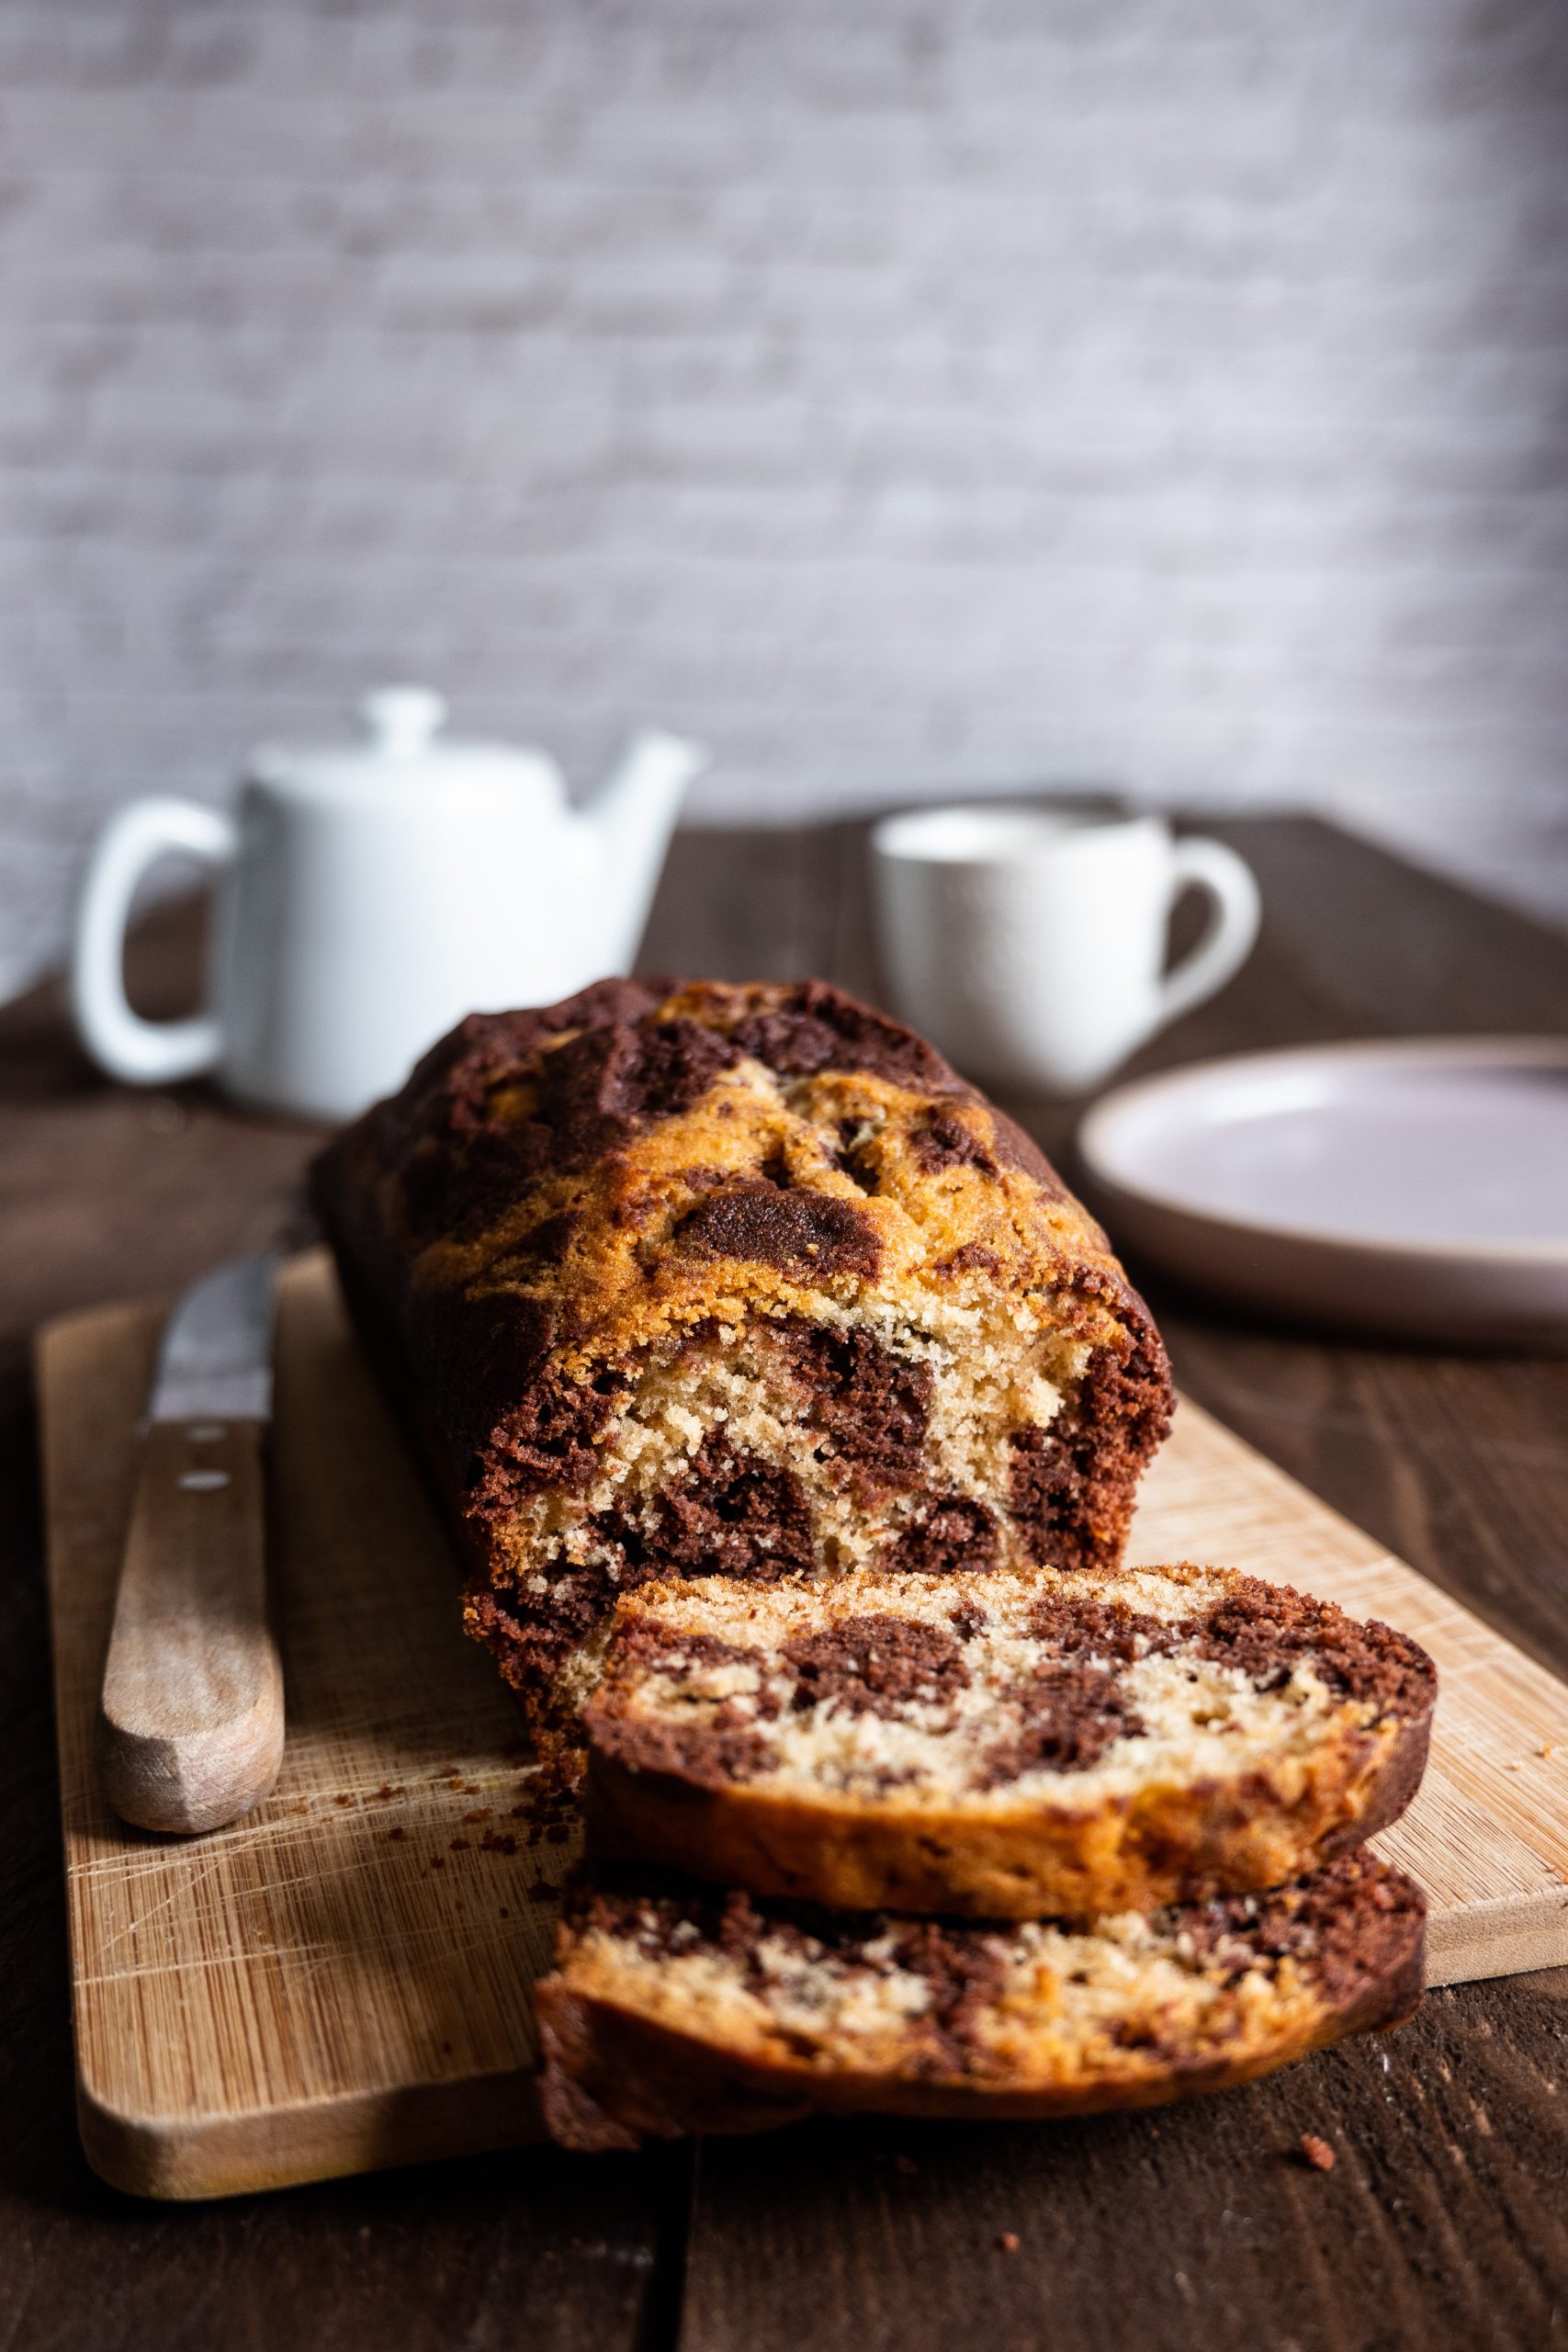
[71,688,707,1122]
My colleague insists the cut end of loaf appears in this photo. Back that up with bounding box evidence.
[466,1282,1166,1720]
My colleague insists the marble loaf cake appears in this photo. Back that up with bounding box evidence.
[312,978,1173,1725]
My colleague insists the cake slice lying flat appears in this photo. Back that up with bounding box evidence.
[312,978,1171,1727]
[536,1851,1426,2149]
[581,1563,1436,1918]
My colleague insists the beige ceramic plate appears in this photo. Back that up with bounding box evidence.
[1078,1037,1568,1347]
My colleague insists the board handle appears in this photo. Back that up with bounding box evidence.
[97,1419,284,1835]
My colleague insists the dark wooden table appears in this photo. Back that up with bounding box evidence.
[3,816,1566,2352]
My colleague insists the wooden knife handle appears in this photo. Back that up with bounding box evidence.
[97,1419,284,1835]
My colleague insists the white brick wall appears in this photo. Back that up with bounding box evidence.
[3,0,1567,995]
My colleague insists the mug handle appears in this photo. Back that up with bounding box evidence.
[70,797,238,1085]
[1155,836,1262,1026]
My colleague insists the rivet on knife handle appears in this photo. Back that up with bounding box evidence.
[97,1418,284,1834]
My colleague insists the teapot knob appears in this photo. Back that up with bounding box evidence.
[359,684,448,759]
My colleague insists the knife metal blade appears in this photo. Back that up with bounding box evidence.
[97,1250,286,1836]
[148,1249,277,1425]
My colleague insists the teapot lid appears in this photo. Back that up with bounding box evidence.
[246,685,562,801]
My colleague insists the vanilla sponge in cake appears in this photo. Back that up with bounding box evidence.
[582,1562,1436,1918]
[311,978,1172,1724]
[536,1850,1427,2149]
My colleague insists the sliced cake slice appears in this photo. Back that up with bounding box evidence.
[536,1851,1427,2149]
[581,1562,1436,1918]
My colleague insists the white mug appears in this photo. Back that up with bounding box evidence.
[69,688,705,1124]
[870,805,1261,1094]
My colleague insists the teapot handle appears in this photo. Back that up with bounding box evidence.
[70,797,238,1085]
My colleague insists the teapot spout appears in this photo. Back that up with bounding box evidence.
[585,729,709,972]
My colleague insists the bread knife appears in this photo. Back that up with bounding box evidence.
[96,1250,286,1835]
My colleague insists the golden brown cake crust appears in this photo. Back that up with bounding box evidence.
[312,979,1173,1715]
[581,1563,1436,1919]
[534,1852,1427,2149]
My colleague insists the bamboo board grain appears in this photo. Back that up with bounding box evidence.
[39,1251,1568,2201]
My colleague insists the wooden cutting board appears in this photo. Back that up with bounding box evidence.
[39,1251,1568,2202]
